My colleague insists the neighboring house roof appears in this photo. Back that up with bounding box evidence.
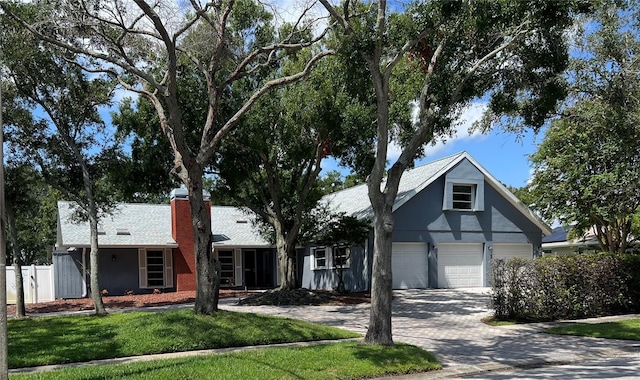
[323,151,553,236]
[56,201,270,249]
[541,225,605,250]
[542,226,569,244]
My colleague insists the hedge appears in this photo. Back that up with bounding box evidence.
[490,253,640,321]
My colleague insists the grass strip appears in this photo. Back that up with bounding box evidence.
[8,309,358,368]
[546,318,640,340]
[10,342,440,380]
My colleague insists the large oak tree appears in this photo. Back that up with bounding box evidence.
[320,0,589,345]
[0,0,332,314]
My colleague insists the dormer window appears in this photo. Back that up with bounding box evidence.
[443,178,484,211]
[452,184,474,210]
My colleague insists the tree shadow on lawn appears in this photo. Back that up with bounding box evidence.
[8,316,120,368]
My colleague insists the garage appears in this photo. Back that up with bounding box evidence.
[437,243,484,288]
[492,243,533,260]
[392,242,428,289]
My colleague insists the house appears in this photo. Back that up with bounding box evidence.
[54,189,277,298]
[542,225,639,255]
[54,151,549,297]
[301,151,552,291]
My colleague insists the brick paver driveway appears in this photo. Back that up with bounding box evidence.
[221,288,640,374]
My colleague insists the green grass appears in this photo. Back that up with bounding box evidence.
[10,342,440,380]
[481,316,519,326]
[547,319,640,340]
[8,309,359,368]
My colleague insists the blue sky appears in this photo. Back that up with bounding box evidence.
[321,104,546,189]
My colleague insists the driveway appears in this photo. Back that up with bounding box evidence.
[220,288,640,377]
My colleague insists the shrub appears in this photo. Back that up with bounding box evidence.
[490,253,640,321]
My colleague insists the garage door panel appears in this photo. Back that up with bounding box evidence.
[438,243,483,288]
[392,243,428,289]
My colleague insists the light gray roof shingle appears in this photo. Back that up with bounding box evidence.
[57,201,270,248]
[323,152,465,219]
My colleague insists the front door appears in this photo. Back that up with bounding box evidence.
[244,250,273,288]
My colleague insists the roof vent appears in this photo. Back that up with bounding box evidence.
[97,226,106,235]
[116,228,130,236]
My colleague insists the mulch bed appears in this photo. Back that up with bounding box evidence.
[6,289,370,315]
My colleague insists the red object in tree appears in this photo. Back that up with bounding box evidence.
[321,139,331,158]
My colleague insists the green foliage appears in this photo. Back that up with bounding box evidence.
[528,1,640,254]
[4,165,58,265]
[10,342,439,380]
[7,309,358,368]
[0,6,120,218]
[491,254,640,321]
[213,53,375,255]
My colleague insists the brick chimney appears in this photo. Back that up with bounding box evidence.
[170,188,211,291]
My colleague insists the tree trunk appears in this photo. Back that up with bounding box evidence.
[364,203,395,345]
[88,212,106,315]
[188,174,220,315]
[6,206,25,318]
[276,233,297,290]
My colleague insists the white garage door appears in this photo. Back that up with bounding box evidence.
[492,243,533,260]
[437,243,484,288]
[392,243,428,289]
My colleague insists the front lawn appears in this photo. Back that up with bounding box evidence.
[546,319,640,340]
[11,342,440,380]
[8,309,358,368]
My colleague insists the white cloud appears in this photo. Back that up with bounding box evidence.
[386,101,488,163]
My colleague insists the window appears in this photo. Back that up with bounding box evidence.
[138,248,173,288]
[146,251,165,286]
[312,247,328,269]
[443,179,484,211]
[217,250,235,286]
[333,246,351,268]
[311,246,352,270]
[452,184,474,210]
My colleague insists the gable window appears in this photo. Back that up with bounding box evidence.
[138,248,174,289]
[452,184,474,210]
[312,247,328,270]
[443,179,484,211]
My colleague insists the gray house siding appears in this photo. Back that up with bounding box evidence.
[300,245,370,292]
[392,160,543,287]
[97,248,151,296]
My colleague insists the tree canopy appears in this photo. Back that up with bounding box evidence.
[0,0,335,314]
[321,0,590,345]
[529,0,640,254]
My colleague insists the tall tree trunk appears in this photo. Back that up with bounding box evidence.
[276,232,297,290]
[364,202,395,345]
[0,82,8,380]
[88,211,106,315]
[6,206,25,318]
[188,173,220,315]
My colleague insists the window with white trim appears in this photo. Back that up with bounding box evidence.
[452,184,474,210]
[138,248,174,289]
[443,179,484,211]
[333,246,351,268]
[311,246,352,270]
[311,247,328,270]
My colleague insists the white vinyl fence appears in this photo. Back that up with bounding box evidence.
[6,265,55,304]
